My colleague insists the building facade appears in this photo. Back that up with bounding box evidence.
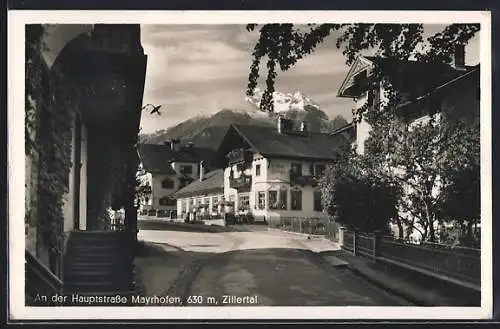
[172,168,225,222]
[137,140,216,217]
[173,119,354,223]
[337,47,479,154]
[336,47,480,241]
[25,23,147,300]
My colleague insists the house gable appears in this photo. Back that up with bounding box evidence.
[337,56,375,98]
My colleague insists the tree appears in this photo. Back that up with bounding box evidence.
[324,115,349,133]
[246,23,479,112]
[319,150,399,233]
[248,23,481,243]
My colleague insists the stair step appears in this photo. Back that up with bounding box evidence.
[65,284,134,293]
[64,274,133,283]
[64,253,132,260]
[65,253,129,259]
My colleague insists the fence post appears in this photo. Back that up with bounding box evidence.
[372,230,379,262]
[353,229,358,256]
[339,226,344,247]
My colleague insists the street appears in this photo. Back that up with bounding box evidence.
[135,220,411,306]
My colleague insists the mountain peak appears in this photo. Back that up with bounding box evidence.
[245,87,320,113]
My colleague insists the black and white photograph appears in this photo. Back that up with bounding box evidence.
[8,10,492,320]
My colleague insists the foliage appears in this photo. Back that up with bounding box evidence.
[26,24,145,248]
[26,24,76,254]
[319,151,399,233]
[247,23,479,112]
[248,23,480,245]
[322,115,349,133]
[135,163,152,206]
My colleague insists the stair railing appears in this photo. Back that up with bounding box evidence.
[25,250,63,305]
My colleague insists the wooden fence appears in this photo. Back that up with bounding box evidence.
[267,217,340,242]
[340,228,481,290]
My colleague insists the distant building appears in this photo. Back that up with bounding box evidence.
[172,119,354,223]
[137,140,216,217]
[172,168,225,222]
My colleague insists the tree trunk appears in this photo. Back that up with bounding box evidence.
[396,217,404,239]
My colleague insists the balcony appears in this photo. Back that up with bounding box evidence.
[290,171,318,187]
[226,148,253,165]
[229,174,252,191]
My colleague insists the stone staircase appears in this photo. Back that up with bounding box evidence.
[63,231,136,305]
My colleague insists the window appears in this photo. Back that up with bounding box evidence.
[279,189,288,210]
[255,164,261,176]
[161,178,175,189]
[268,190,278,209]
[211,196,219,212]
[181,200,186,213]
[315,164,326,177]
[257,191,266,210]
[180,165,193,174]
[313,190,323,211]
[291,163,302,176]
[238,194,250,211]
[204,197,210,205]
[291,189,302,210]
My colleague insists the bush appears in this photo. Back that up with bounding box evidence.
[319,155,398,233]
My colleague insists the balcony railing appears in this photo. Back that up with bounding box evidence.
[226,148,253,165]
[290,171,318,187]
[229,175,252,190]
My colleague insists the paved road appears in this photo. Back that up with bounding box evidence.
[135,222,410,306]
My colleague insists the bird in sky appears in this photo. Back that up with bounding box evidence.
[142,104,163,115]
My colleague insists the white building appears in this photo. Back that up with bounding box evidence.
[173,119,354,223]
[137,140,216,217]
[336,47,480,241]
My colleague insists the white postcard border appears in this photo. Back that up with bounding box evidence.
[8,10,493,320]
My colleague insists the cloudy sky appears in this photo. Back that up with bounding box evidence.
[139,24,480,133]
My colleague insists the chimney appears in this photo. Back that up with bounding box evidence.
[451,45,466,71]
[199,160,205,181]
[168,138,181,151]
[278,116,285,134]
[300,121,309,132]
[277,116,293,134]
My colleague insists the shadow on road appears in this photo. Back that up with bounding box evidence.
[138,220,268,233]
[133,241,411,307]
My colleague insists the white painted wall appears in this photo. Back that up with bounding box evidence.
[148,173,177,210]
[79,123,88,230]
[176,193,224,219]
[224,153,328,221]
[62,117,76,234]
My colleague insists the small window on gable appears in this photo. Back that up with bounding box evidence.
[255,164,261,176]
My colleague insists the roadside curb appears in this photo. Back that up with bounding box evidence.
[342,263,428,306]
[299,249,425,306]
[266,228,331,240]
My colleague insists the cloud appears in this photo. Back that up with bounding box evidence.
[139,23,481,134]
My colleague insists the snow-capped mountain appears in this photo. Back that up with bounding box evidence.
[245,87,321,113]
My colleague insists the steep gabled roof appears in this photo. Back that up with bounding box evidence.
[137,144,177,174]
[171,169,224,199]
[337,55,477,98]
[231,124,350,161]
[138,143,216,174]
